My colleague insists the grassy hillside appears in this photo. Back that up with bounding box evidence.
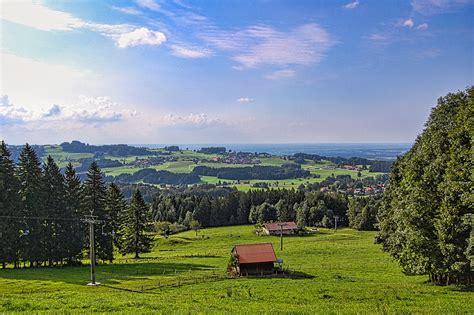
[0,226,470,313]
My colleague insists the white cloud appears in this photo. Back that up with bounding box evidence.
[411,0,473,14]
[343,1,360,9]
[116,28,167,48]
[403,18,415,28]
[111,6,143,16]
[416,23,429,30]
[0,2,165,49]
[201,23,335,69]
[159,113,222,126]
[0,95,29,125]
[0,95,127,127]
[173,0,194,10]
[368,33,390,43]
[135,0,161,11]
[237,97,254,104]
[170,44,212,58]
[264,69,296,80]
[0,1,84,31]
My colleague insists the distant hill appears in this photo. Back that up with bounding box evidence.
[60,140,151,156]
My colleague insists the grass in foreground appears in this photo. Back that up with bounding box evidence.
[0,226,471,314]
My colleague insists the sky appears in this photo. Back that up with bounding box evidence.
[0,0,473,145]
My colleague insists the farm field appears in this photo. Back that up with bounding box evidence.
[40,145,384,191]
[0,225,471,314]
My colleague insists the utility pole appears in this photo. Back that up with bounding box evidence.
[277,223,285,251]
[84,215,101,286]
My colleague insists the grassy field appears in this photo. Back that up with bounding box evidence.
[0,225,471,314]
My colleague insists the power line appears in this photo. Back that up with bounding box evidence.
[0,215,108,223]
[0,215,82,221]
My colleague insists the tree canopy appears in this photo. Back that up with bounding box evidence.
[377,87,473,285]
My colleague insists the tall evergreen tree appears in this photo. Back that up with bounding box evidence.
[42,156,67,265]
[64,163,84,264]
[0,141,21,268]
[119,190,152,258]
[82,162,113,262]
[16,144,44,267]
[105,183,127,250]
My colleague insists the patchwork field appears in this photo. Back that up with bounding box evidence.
[0,225,471,314]
[41,145,384,191]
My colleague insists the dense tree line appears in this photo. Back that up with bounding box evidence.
[192,164,310,180]
[0,142,152,268]
[347,196,381,230]
[292,153,393,172]
[377,87,473,286]
[151,188,350,229]
[60,140,151,156]
[110,168,200,185]
[368,160,392,173]
[164,146,180,152]
[198,147,227,154]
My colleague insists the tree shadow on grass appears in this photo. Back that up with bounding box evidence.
[0,261,216,286]
[239,270,315,280]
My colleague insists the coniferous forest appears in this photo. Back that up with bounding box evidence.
[0,144,151,268]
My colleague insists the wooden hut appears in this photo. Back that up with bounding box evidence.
[230,243,277,276]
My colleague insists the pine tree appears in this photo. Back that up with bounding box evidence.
[42,156,66,265]
[82,162,112,262]
[64,163,84,264]
[119,190,152,258]
[16,144,44,267]
[105,183,127,250]
[0,141,21,268]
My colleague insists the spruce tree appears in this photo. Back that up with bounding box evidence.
[119,190,152,258]
[105,183,127,250]
[42,156,66,265]
[82,162,113,262]
[64,163,84,264]
[16,144,44,267]
[0,141,21,268]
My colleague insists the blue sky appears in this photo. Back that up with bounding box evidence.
[0,0,473,144]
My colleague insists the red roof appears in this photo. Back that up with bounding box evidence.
[233,243,277,264]
[263,222,298,231]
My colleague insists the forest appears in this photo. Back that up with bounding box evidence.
[192,164,310,180]
[60,140,151,156]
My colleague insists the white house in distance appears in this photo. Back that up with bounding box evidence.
[262,222,298,235]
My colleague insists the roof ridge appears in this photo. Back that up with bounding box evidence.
[234,242,273,247]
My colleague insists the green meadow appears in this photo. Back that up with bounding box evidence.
[0,225,471,314]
